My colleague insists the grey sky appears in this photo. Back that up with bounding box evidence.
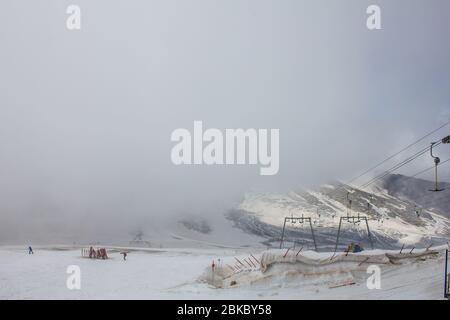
[1,0,449,242]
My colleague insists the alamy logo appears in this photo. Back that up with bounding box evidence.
[66,265,81,290]
[66,5,81,30]
[366,5,381,30]
[366,265,381,290]
[170,121,279,175]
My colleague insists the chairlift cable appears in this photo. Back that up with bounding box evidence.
[347,121,450,184]
[360,142,443,188]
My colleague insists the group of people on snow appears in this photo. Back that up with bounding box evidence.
[27,245,129,261]
[89,246,108,259]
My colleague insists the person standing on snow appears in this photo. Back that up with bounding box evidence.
[28,246,34,254]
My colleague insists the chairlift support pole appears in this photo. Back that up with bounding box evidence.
[308,218,318,251]
[365,217,374,249]
[280,217,287,249]
[334,217,343,255]
[346,191,352,218]
[333,215,373,255]
[445,249,449,299]
[280,215,317,251]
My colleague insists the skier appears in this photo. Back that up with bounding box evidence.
[346,242,354,253]
[121,251,128,261]
[28,246,34,254]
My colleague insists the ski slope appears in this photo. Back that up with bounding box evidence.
[236,184,450,248]
[0,245,448,299]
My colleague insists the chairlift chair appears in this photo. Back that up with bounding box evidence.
[414,205,422,217]
[429,142,445,192]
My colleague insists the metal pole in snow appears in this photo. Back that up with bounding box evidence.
[365,217,374,250]
[333,217,343,256]
[250,254,260,265]
[280,218,287,249]
[309,218,318,252]
[247,257,256,268]
[234,257,246,268]
[445,249,448,298]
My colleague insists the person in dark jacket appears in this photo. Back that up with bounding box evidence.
[121,252,128,261]
[28,246,34,254]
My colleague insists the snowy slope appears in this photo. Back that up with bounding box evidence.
[1,245,448,299]
[381,174,450,218]
[124,213,266,250]
[229,181,450,250]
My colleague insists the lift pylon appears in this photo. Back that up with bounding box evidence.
[333,214,374,255]
[279,215,318,251]
[445,249,449,299]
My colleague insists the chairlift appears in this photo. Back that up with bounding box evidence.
[313,208,321,225]
[414,205,422,217]
[429,142,445,192]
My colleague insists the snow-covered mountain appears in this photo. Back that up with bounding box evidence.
[381,174,450,218]
[227,177,450,251]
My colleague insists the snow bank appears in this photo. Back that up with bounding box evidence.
[203,249,441,289]
[1,246,446,299]
[260,249,390,272]
[199,263,236,288]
